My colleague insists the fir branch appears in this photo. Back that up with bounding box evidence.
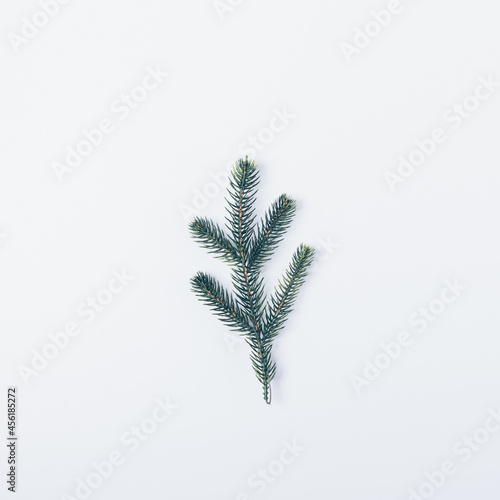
[225,158,259,258]
[189,217,239,264]
[253,244,314,403]
[223,159,272,401]
[248,194,296,272]
[224,159,264,344]
[249,342,276,402]
[189,158,315,404]
[263,244,315,342]
[190,272,251,335]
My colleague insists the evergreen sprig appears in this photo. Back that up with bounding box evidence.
[189,158,315,404]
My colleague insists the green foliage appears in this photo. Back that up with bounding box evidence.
[189,158,315,404]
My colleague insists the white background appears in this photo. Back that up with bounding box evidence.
[1,1,500,499]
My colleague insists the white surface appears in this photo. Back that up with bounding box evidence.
[1,1,500,499]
